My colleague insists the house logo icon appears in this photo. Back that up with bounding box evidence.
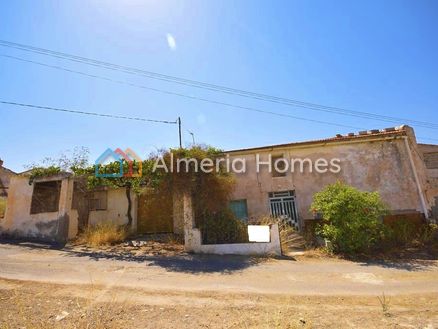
[95,148,142,178]
[94,148,124,178]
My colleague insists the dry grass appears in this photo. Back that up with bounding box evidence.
[164,233,184,245]
[1,279,437,328]
[0,197,6,218]
[255,216,299,252]
[0,280,126,329]
[77,223,128,247]
[378,292,391,316]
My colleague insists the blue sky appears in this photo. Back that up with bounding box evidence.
[0,0,437,172]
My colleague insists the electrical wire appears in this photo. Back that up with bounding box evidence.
[0,54,364,130]
[0,100,178,124]
[1,39,437,129]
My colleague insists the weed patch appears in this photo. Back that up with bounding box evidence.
[77,223,128,247]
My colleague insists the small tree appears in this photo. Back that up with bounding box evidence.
[77,159,159,228]
[311,181,388,255]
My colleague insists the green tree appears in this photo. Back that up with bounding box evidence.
[311,181,388,255]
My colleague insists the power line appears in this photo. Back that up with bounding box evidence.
[0,54,364,130]
[2,55,437,144]
[2,99,436,143]
[1,59,437,145]
[0,100,178,124]
[1,39,437,129]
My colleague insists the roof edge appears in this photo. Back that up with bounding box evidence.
[225,126,409,154]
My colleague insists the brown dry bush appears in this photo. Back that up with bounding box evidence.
[77,222,128,247]
[256,216,297,253]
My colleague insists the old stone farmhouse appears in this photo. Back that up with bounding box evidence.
[226,125,438,228]
[0,125,437,242]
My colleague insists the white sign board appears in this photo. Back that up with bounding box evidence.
[247,225,271,243]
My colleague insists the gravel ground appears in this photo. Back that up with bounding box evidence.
[0,241,437,328]
[0,279,437,329]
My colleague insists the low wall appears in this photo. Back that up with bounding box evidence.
[383,212,426,226]
[185,224,282,256]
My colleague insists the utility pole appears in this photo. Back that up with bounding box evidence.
[178,117,182,148]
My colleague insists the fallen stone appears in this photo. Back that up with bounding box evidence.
[55,311,69,321]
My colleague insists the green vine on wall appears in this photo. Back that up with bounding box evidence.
[28,166,62,185]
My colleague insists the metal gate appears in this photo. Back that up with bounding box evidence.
[269,191,299,228]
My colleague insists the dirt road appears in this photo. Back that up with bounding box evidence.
[0,241,437,328]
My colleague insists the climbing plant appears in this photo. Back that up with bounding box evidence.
[151,146,247,243]
[81,159,159,227]
[26,145,245,243]
[28,166,62,184]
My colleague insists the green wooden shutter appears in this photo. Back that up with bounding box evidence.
[229,199,248,222]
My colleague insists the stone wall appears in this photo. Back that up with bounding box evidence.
[0,175,73,243]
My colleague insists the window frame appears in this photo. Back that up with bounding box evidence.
[88,190,108,211]
[229,199,249,222]
[30,180,62,214]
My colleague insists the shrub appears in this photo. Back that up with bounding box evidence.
[383,221,438,248]
[311,182,388,255]
[383,219,419,246]
[417,223,438,244]
[78,222,128,247]
[200,210,248,244]
[302,219,321,248]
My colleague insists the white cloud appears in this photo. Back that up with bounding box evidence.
[166,33,177,51]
